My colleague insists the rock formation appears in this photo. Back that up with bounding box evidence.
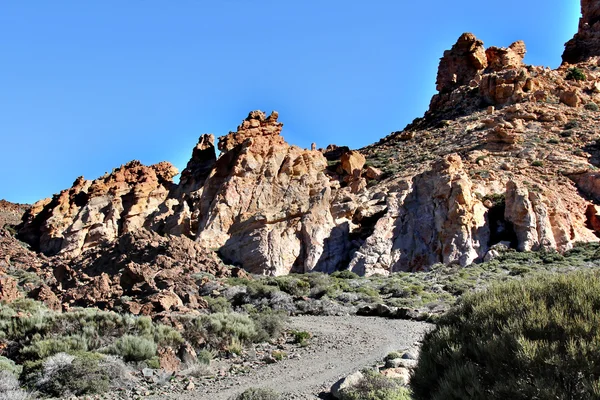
[12,1,600,282]
[19,161,178,257]
[194,111,346,275]
[563,0,600,63]
[435,33,487,93]
[349,155,489,274]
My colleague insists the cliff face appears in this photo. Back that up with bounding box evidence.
[563,0,600,64]
[15,2,600,278]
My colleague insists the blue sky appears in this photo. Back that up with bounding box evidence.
[1,1,580,204]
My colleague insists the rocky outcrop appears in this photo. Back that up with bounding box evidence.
[349,155,489,275]
[48,229,230,314]
[19,161,178,257]
[0,274,21,302]
[430,34,535,112]
[435,33,487,93]
[150,134,216,237]
[504,180,595,252]
[485,41,525,72]
[563,0,600,63]
[195,111,348,275]
[429,29,600,115]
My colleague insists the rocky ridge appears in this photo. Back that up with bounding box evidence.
[4,0,600,312]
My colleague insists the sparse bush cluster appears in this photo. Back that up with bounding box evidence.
[0,300,182,397]
[338,370,411,400]
[0,297,291,398]
[566,66,586,81]
[230,387,281,400]
[411,271,600,400]
[181,309,287,353]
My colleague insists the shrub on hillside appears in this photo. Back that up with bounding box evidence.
[338,370,411,400]
[230,387,281,400]
[411,271,600,400]
[566,66,586,81]
[108,335,157,362]
[30,352,108,397]
[250,310,287,343]
[0,370,30,400]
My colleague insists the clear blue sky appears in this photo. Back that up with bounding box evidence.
[1,1,580,204]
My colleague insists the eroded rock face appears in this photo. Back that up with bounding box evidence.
[150,134,216,237]
[19,161,178,257]
[563,0,600,63]
[486,41,525,72]
[504,180,594,252]
[195,111,348,275]
[349,155,489,275]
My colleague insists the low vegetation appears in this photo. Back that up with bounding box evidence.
[230,387,281,400]
[4,242,600,397]
[411,271,600,400]
[0,299,287,398]
[566,66,586,81]
[201,242,600,323]
[338,370,411,400]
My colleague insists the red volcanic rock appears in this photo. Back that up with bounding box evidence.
[19,161,178,257]
[435,33,487,93]
[0,274,21,302]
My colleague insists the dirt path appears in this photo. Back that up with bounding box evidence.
[160,316,432,400]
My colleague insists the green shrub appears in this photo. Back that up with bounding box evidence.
[244,281,279,298]
[271,350,286,361]
[230,387,281,400]
[331,270,360,280]
[193,312,257,348]
[482,193,505,207]
[108,335,157,362]
[197,349,213,365]
[585,102,599,111]
[564,120,580,130]
[270,276,310,297]
[338,370,411,400]
[531,160,543,167]
[0,356,22,376]
[566,66,586,81]
[205,296,233,313]
[305,273,335,298]
[153,323,184,347]
[290,330,311,346]
[31,352,110,397]
[251,310,287,343]
[21,335,88,359]
[411,271,600,400]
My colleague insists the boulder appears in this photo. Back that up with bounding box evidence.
[340,151,366,175]
[331,371,364,399]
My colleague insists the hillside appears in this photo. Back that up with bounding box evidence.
[1,1,600,398]
[0,1,598,312]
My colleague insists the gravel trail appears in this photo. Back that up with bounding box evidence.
[162,315,432,400]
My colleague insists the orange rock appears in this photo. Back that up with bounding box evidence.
[340,151,366,175]
[0,274,20,302]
